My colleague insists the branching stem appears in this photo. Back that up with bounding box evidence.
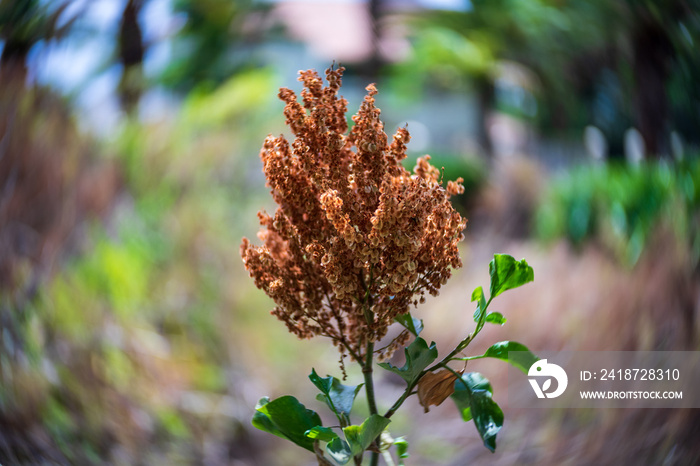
[384,296,494,419]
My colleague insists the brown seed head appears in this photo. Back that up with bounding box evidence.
[240,66,467,360]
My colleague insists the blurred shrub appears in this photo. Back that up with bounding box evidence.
[536,157,700,266]
[0,74,128,463]
[0,68,286,463]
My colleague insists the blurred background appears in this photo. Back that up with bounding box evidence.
[0,0,699,464]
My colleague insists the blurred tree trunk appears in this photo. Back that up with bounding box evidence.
[0,28,30,85]
[118,0,145,115]
[631,19,672,159]
[474,76,494,159]
[0,47,28,84]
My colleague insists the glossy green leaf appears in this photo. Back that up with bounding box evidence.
[394,313,424,336]
[450,373,504,453]
[483,341,538,374]
[471,286,487,323]
[305,426,339,442]
[485,312,507,325]
[251,396,323,452]
[251,398,281,437]
[452,341,538,375]
[488,254,534,298]
[343,414,391,456]
[378,337,438,385]
[309,369,363,424]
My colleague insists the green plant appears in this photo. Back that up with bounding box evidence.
[241,66,537,465]
[536,158,700,266]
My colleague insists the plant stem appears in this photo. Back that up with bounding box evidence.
[364,341,378,415]
[363,339,380,466]
[383,385,411,420]
[359,269,379,466]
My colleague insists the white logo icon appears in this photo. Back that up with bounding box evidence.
[528,359,568,398]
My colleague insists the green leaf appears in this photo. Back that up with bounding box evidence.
[488,254,534,299]
[251,396,323,452]
[327,437,353,464]
[305,426,339,442]
[483,341,539,374]
[394,313,424,336]
[451,341,538,375]
[394,436,409,465]
[471,286,487,323]
[485,312,507,325]
[309,369,363,424]
[321,415,391,465]
[343,414,391,456]
[450,373,504,453]
[251,397,281,438]
[378,337,438,385]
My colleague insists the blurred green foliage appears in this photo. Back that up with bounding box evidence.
[390,26,493,94]
[392,0,590,106]
[159,0,271,93]
[536,157,700,265]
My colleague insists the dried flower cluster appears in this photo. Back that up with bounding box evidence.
[240,66,466,361]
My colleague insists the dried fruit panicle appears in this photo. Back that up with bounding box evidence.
[240,66,466,362]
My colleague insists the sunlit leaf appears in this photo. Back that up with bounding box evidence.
[394,436,409,464]
[485,312,507,325]
[343,415,391,456]
[452,341,538,375]
[305,426,339,442]
[488,254,534,298]
[471,286,487,323]
[482,341,539,374]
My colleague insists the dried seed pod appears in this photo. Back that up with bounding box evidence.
[417,368,460,413]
